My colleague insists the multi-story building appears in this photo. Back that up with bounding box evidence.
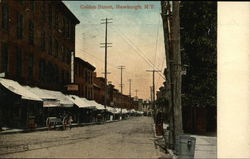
[93,74,105,105]
[74,57,95,100]
[0,0,80,91]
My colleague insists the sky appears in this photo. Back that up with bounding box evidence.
[63,1,166,100]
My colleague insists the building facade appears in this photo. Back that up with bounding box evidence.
[74,57,95,100]
[0,0,80,91]
[93,74,105,105]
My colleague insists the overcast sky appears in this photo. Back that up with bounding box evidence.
[63,1,166,100]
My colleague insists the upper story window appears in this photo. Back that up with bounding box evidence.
[40,31,46,51]
[1,42,8,73]
[30,1,35,14]
[54,39,58,57]
[39,59,45,82]
[28,20,34,45]
[54,11,59,29]
[48,36,52,55]
[48,4,52,27]
[41,1,46,24]
[2,3,9,31]
[17,13,23,39]
[28,54,34,79]
[16,47,22,77]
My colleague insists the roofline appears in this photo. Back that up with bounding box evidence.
[75,57,96,71]
[61,1,80,25]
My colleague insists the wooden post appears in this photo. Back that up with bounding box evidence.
[172,1,183,139]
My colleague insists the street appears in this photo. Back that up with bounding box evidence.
[0,117,169,158]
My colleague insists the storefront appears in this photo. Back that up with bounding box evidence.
[0,78,43,129]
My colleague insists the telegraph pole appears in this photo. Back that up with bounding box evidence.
[117,66,125,94]
[128,79,132,97]
[161,1,183,150]
[100,18,112,112]
[118,65,125,117]
[146,70,161,122]
[135,89,138,98]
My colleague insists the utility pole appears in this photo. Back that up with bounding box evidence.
[128,79,132,97]
[172,1,183,137]
[161,1,183,150]
[100,18,112,113]
[117,66,125,94]
[146,69,161,122]
[135,89,138,97]
[118,65,125,117]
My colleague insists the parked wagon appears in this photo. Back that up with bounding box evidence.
[46,115,72,130]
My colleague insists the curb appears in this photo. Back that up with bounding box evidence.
[0,119,121,135]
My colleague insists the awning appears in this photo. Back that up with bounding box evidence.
[87,100,105,110]
[0,78,42,101]
[66,95,95,109]
[24,86,73,107]
[122,109,128,114]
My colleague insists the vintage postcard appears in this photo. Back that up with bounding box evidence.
[1,1,246,158]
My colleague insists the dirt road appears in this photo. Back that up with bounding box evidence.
[0,117,169,158]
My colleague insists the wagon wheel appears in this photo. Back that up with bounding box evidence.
[62,117,67,130]
[46,118,51,130]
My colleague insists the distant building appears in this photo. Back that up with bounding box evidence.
[74,57,95,100]
[93,74,105,105]
[0,1,80,91]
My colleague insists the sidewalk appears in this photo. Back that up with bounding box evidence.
[152,123,217,159]
[190,135,217,159]
[0,119,120,135]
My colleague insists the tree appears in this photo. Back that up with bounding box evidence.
[180,2,217,108]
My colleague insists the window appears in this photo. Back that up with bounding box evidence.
[48,4,52,27]
[1,42,8,73]
[60,46,64,61]
[54,65,59,82]
[30,1,35,14]
[28,20,34,45]
[2,3,9,31]
[85,86,87,98]
[54,12,58,29]
[54,39,58,57]
[17,13,23,39]
[48,36,52,55]
[40,31,45,51]
[62,18,65,36]
[66,72,69,83]
[41,1,46,23]
[39,59,45,81]
[67,49,71,64]
[65,21,69,38]
[85,71,88,81]
[16,48,22,77]
[28,55,34,79]
[18,0,24,5]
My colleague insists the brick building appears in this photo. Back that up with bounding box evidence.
[0,0,80,91]
[74,57,95,100]
[93,74,105,105]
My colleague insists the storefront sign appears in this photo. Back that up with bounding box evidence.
[66,84,79,91]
